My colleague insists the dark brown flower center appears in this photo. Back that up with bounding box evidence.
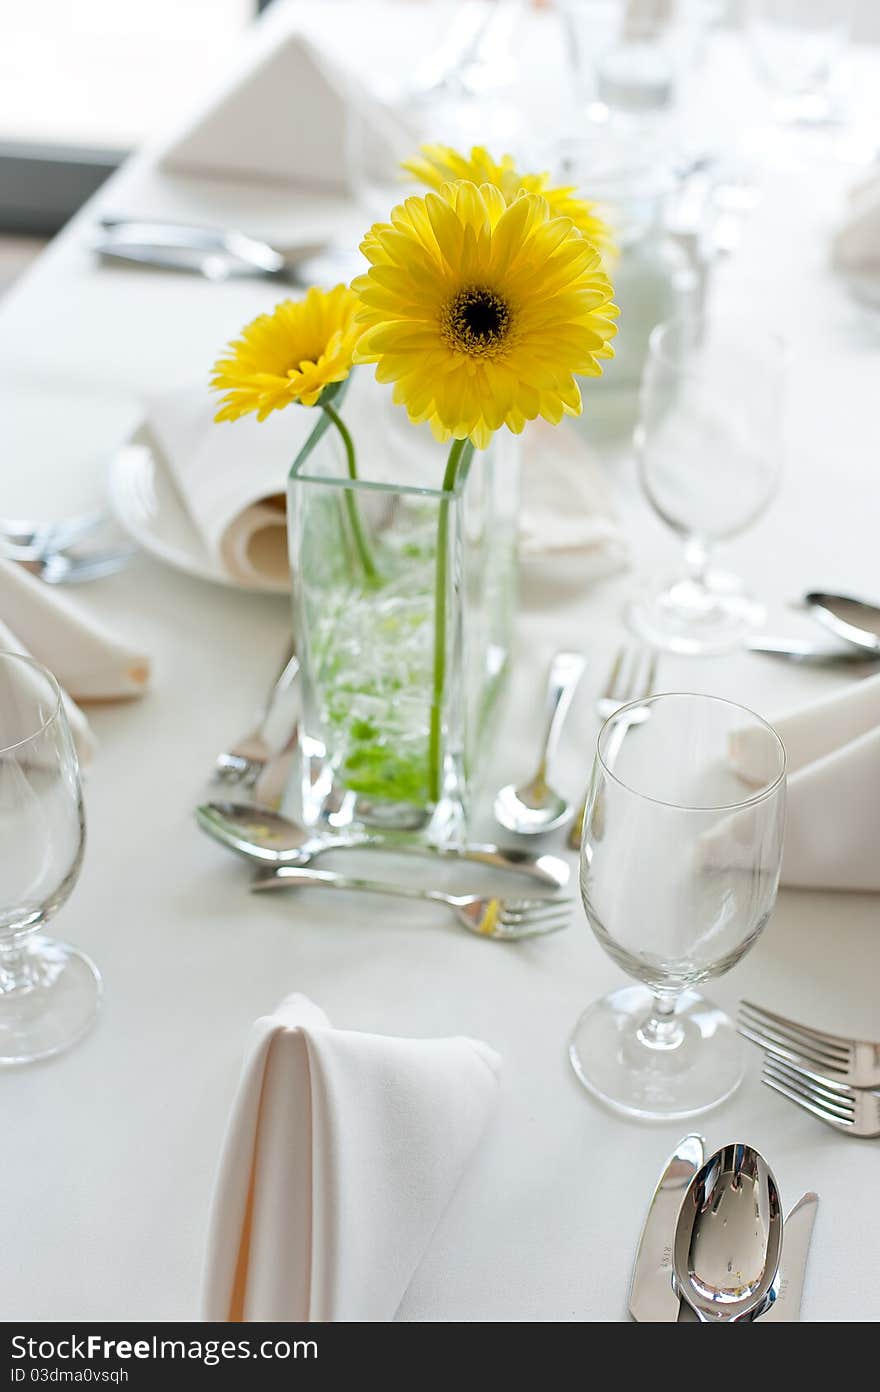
[443,287,511,357]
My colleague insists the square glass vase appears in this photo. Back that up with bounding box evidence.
[286,382,519,844]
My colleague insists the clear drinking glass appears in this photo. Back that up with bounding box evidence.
[628,315,784,654]
[746,0,856,126]
[570,693,785,1119]
[0,651,100,1063]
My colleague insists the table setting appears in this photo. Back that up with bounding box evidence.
[1,0,879,1327]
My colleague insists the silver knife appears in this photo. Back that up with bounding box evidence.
[93,218,326,284]
[629,1133,705,1321]
[747,636,877,665]
[759,1191,819,1322]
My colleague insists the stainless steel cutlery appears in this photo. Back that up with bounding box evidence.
[494,651,586,835]
[630,1133,819,1321]
[1,510,136,584]
[197,800,571,890]
[760,1056,880,1137]
[250,864,570,942]
[568,645,658,849]
[748,590,880,664]
[94,217,327,284]
[739,999,880,1088]
[739,1000,880,1136]
[212,645,300,789]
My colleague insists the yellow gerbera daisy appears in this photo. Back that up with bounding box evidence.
[402,143,613,256]
[352,181,618,449]
[211,284,360,422]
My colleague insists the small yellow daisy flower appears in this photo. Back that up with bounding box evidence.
[211,284,360,422]
[353,181,618,449]
[402,143,613,256]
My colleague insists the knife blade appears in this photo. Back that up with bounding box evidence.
[747,636,877,665]
[629,1133,705,1321]
[758,1191,819,1322]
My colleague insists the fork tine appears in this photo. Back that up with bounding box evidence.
[602,647,626,702]
[740,1000,852,1058]
[501,913,569,939]
[499,907,571,931]
[763,1055,856,1110]
[762,1060,855,1122]
[640,649,659,699]
[498,899,570,922]
[737,1017,850,1076]
[761,1070,853,1130]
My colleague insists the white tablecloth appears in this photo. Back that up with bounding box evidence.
[1,2,878,1322]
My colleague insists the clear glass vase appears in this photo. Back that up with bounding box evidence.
[286,378,519,843]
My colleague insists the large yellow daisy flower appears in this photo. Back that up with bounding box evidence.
[402,143,613,256]
[211,284,360,422]
[352,182,618,449]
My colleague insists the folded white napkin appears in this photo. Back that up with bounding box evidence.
[203,994,500,1322]
[148,381,628,591]
[0,616,96,765]
[0,558,150,704]
[831,166,880,276]
[145,387,315,591]
[731,673,880,892]
[163,29,415,194]
[519,419,628,576]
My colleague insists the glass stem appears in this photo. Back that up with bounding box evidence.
[320,400,378,583]
[637,991,686,1050]
[0,938,30,994]
[428,437,474,803]
[684,535,711,587]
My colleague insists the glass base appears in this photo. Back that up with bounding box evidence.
[0,937,102,1065]
[628,570,764,655]
[569,985,744,1120]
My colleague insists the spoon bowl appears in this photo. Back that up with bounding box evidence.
[804,591,880,654]
[673,1142,783,1323]
[195,801,571,889]
[493,780,572,835]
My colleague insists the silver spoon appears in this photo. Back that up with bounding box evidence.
[493,651,586,835]
[196,801,570,890]
[673,1143,783,1323]
[804,591,880,655]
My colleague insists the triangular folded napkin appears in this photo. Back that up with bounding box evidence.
[831,165,880,277]
[163,30,415,193]
[202,994,501,1322]
[731,673,880,892]
[0,558,151,762]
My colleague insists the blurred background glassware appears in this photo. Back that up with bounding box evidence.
[558,0,710,129]
[554,129,697,441]
[570,693,786,1119]
[0,651,100,1064]
[628,314,784,654]
[746,0,857,127]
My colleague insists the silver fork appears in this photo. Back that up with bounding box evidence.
[738,1000,880,1088]
[251,865,570,942]
[568,646,658,849]
[213,645,300,788]
[761,1054,880,1138]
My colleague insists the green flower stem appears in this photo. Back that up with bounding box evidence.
[429,436,474,803]
[320,400,378,583]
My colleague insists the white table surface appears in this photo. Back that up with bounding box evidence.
[1,2,879,1323]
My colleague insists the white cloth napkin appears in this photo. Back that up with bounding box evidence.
[831,166,880,276]
[202,994,500,1323]
[731,673,880,892]
[148,383,628,591]
[519,419,628,576]
[0,616,96,765]
[145,387,315,591]
[0,558,150,703]
[163,29,415,194]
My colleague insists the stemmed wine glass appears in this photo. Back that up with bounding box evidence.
[628,315,785,655]
[746,0,856,127]
[0,651,100,1063]
[570,692,785,1120]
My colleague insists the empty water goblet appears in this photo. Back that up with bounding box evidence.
[0,651,100,1063]
[570,692,785,1119]
[628,315,785,655]
[746,0,856,127]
